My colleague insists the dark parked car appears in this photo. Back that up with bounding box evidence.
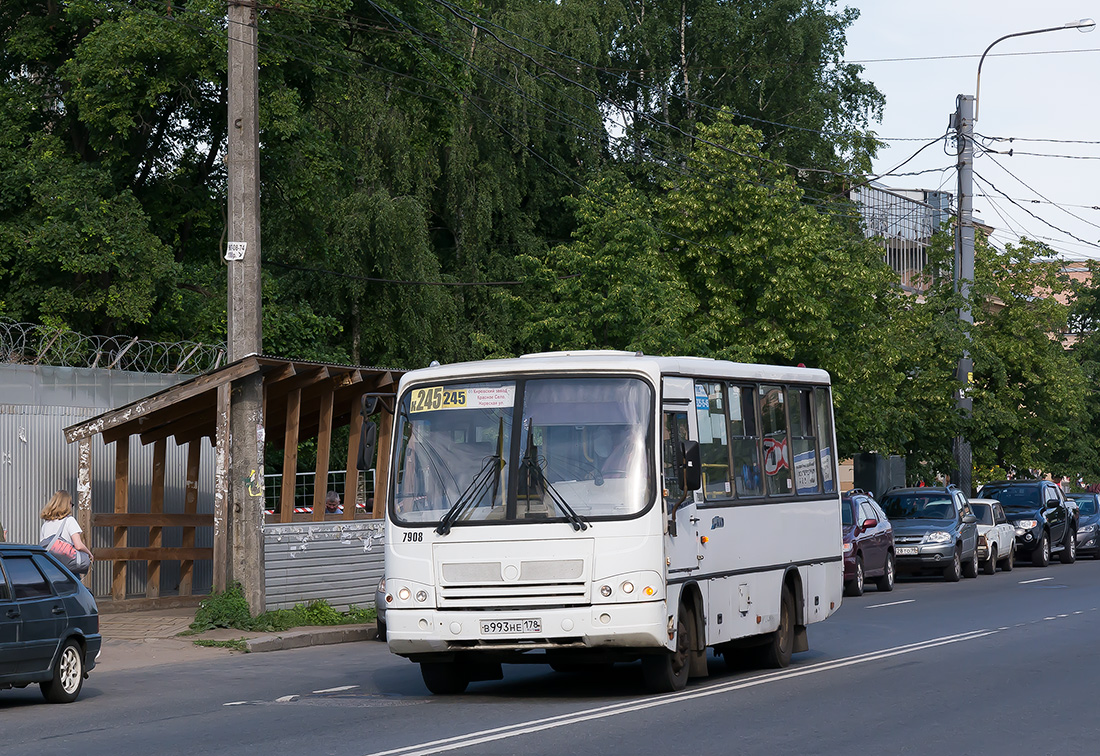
[976,480,1075,567]
[0,543,101,703]
[842,490,894,596]
[879,485,979,582]
[1068,493,1100,559]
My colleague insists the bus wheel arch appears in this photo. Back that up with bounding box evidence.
[782,568,809,655]
[676,582,708,678]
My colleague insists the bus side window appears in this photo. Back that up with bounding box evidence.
[695,381,731,501]
[759,385,791,497]
[729,384,763,498]
[814,387,836,493]
[790,388,820,495]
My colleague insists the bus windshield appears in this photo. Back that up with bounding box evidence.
[391,376,654,527]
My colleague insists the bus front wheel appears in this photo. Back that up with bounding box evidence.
[642,603,692,693]
[420,661,470,695]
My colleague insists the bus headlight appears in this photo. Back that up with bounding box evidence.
[593,572,663,604]
[415,590,428,602]
[398,587,411,601]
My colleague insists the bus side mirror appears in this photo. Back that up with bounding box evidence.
[357,395,379,472]
[680,440,701,492]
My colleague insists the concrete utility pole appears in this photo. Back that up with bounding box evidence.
[227,0,265,615]
[951,94,974,496]
[952,18,1094,494]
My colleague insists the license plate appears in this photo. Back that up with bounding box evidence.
[480,618,541,635]
[896,546,919,556]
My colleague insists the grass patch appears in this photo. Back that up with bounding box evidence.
[193,638,251,653]
[184,584,377,634]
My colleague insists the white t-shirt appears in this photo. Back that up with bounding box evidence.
[41,515,82,544]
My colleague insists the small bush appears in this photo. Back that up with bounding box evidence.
[187,584,377,634]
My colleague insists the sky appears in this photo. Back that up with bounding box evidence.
[841,0,1100,262]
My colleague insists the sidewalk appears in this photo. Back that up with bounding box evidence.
[96,607,378,672]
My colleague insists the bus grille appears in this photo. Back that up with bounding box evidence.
[438,558,589,608]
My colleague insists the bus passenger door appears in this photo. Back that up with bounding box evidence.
[663,409,701,575]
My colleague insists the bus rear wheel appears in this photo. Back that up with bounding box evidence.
[642,603,692,693]
[420,661,470,695]
[758,585,795,669]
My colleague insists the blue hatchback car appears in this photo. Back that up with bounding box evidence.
[0,543,101,703]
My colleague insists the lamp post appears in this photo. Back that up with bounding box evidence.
[952,18,1094,494]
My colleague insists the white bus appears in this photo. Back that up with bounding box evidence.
[380,351,843,694]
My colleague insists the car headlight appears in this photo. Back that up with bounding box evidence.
[925,531,952,543]
[1081,523,1097,534]
[843,541,853,553]
[1016,519,1038,530]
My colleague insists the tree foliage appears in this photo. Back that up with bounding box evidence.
[2,0,1091,479]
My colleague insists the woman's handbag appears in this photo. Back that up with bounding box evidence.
[40,534,92,575]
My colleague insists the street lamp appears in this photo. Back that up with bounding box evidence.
[952,18,1095,494]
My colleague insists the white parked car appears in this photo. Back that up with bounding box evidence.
[969,498,1016,574]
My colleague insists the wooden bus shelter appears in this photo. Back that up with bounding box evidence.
[63,356,401,606]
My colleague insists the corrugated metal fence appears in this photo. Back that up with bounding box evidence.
[0,364,215,599]
[263,520,385,612]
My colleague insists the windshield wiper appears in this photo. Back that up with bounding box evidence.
[436,455,504,535]
[520,428,589,532]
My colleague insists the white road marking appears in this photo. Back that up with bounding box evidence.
[276,695,300,703]
[224,701,247,707]
[866,599,915,609]
[314,685,360,694]
[1019,577,1053,584]
[363,629,996,756]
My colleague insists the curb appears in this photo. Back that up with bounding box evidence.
[245,624,378,653]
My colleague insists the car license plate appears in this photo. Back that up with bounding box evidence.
[480,618,541,635]
[896,546,919,556]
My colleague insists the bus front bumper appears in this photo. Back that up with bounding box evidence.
[386,601,669,657]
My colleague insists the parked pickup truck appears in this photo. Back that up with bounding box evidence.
[968,498,1016,573]
[976,480,1076,567]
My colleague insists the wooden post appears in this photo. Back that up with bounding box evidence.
[311,385,334,521]
[146,438,166,598]
[213,384,230,592]
[112,438,130,601]
[76,438,93,587]
[343,395,363,520]
[179,441,201,596]
[280,389,301,523]
[372,404,394,519]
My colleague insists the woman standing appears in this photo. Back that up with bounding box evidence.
[40,490,93,570]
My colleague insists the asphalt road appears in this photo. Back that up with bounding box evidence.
[6,557,1100,756]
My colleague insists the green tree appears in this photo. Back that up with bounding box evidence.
[968,237,1086,477]
[533,114,918,459]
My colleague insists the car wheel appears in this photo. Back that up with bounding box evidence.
[983,545,997,575]
[420,661,470,695]
[844,556,865,597]
[1000,542,1015,571]
[963,548,979,579]
[41,640,85,704]
[1032,531,1050,567]
[1060,529,1077,564]
[376,619,387,641]
[943,549,962,582]
[758,584,795,669]
[642,602,692,692]
[875,552,895,592]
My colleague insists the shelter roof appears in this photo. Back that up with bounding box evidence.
[63,355,401,446]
